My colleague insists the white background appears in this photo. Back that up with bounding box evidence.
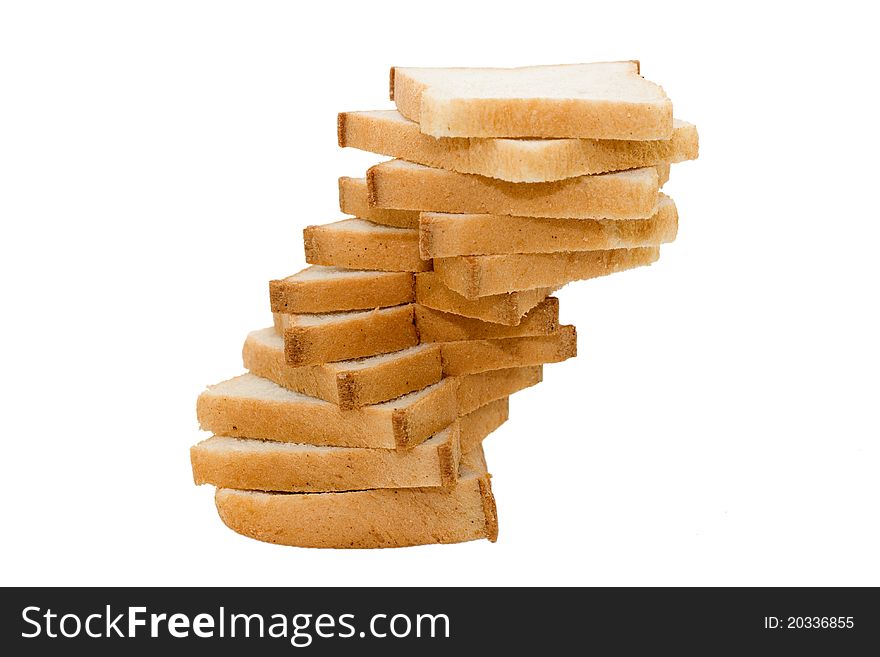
[1,1,878,587]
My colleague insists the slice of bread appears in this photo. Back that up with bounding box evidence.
[304,218,430,272]
[460,397,508,454]
[440,326,577,376]
[243,329,442,409]
[270,265,415,314]
[214,445,497,548]
[340,110,698,182]
[415,271,554,326]
[435,247,660,298]
[458,366,542,415]
[420,194,678,259]
[191,422,460,493]
[197,373,458,449]
[275,304,418,366]
[338,176,419,229]
[390,62,672,140]
[367,160,659,220]
[415,297,558,343]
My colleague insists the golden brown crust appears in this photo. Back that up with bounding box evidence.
[478,476,499,543]
[436,424,461,487]
[336,111,346,148]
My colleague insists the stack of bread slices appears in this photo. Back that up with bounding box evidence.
[191,62,698,549]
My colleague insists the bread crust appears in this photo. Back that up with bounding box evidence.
[415,272,553,326]
[303,219,430,273]
[340,110,698,182]
[191,422,461,493]
[277,304,419,366]
[243,329,442,409]
[367,160,659,220]
[435,247,661,298]
[338,177,420,229]
[215,472,496,548]
[420,195,678,259]
[414,297,559,343]
[214,445,497,548]
[440,326,577,376]
[196,374,458,449]
[459,397,508,454]
[457,366,542,415]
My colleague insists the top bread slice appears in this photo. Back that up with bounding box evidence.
[340,110,698,182]
[390,62,672,139]
[270,265,415,313]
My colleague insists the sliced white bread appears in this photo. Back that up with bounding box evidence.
[304,218,429,272]
[440,326,577,376]
[191,422,460,493]
[420,194,678,259]
[458,366,542,415]
[435,247,660,298]
[275,304,418,366]
[214,445,497,548]
[415,271,554,326]
[340,109,698,182]
[414,297,558,343]
[196,373,458,449]
[338,176,419,229]
[270,265,414,314]
[460,397,508,454]
[367,160,660,220]
[243,328,442,409]
[390,61,672,140]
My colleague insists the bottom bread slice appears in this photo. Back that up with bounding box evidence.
[214,446,497,548]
